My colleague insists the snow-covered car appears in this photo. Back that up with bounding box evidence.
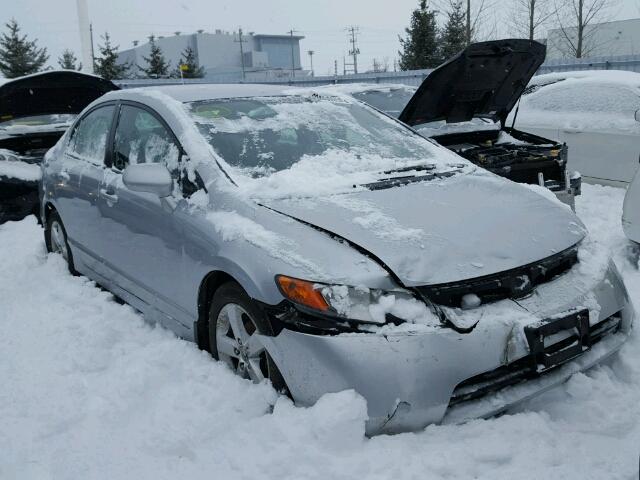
[510,70,640,186]
[41,84,633,435]
[398,39,581,208]
[0,70,118,223]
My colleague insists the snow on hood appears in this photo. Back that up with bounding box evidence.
[261,171,586,286]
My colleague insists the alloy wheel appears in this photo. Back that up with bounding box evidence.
[50,220,69,261]
[215,303,269,382]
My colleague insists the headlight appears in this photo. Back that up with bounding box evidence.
[275,275,434,325]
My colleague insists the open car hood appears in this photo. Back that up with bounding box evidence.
[0,70,119,123]
[399,39,546,127]
[260,173,585,286]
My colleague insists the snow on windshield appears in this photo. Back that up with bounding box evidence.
[0,114,76,133]
[187,94,467,198]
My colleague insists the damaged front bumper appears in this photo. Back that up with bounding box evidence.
[259,260,632,435]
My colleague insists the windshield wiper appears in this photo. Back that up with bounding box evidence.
[382,163,436,175]
[359,170,457,191]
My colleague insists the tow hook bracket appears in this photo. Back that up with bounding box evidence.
[524,309,591,371]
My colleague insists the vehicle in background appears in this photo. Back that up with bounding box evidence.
[41,84,632,434]
[397,39,581,208]
[509,70,640,187]
[0,70,118,223]
[316,83,417,118]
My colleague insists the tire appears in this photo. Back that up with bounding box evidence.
[44,211,77,275]
[208,282,288,393]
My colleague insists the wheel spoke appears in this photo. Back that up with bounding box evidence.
[216,335,239,358]
[246,334,265,357]
[227,306,249,344]
[246,358,265,382]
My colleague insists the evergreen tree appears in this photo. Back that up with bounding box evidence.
[0,19,49,78]
[139,36,170,78]
[398,0,441,70]
[439,1,467,61]
[174,46,204,78]
[94,33,130,80]
[57,49,81,70]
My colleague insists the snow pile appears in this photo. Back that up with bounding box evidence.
[1,185,640,479]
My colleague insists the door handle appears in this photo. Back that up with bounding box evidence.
[562,129,582,134]
[99,188,118,203]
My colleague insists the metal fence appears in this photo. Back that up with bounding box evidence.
[114,54,640,89]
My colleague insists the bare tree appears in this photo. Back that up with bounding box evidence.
[431,0,496,43]
[552,0,616,58]
[510,0,555,40]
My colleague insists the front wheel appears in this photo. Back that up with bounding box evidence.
[208,282,288,393]
[44,211,77,275]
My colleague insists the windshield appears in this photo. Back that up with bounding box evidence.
[350,88,414,118]
[0,114,76,130]
[188,94,463,195]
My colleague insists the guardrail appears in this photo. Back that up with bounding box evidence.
[114,54,640,89]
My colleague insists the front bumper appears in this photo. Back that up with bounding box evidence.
[259,260,632,435]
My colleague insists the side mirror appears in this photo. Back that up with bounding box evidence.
[122,163,173,197]
[635,109,640,122]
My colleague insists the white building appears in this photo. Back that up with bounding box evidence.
[546,18,640,60]
[117,30,306,81]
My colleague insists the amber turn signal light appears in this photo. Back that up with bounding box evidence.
[275,275,330,311]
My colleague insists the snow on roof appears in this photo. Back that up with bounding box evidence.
[103,83,302,104]
[531,70,640,88]
[313,83,416,95]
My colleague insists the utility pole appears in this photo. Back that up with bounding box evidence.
[76,0,94,73]
[235,28,247,81]
[307,50,314,77]
[346,26,360,74]
[287,29,298,78]
[89,23,95,70]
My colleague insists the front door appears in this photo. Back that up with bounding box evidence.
[96,103,191,334]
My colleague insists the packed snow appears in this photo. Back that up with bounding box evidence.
[2,184,640,479]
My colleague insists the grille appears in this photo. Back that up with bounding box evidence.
[449,313,622,407]
[416,246,579,309]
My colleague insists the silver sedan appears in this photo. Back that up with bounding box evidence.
[40,85,633,434]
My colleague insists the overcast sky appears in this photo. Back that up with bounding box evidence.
[4,0,640,75]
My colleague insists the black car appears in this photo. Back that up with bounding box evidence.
[0,71,118,223]
[390,40,580,208]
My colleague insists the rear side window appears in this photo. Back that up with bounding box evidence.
[67,105,115,165]
[112,105,180,171]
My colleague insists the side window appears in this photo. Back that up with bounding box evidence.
[67,105,115,165]
[112,105,180,171]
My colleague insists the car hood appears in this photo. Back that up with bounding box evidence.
[0,70,118,123]
[399,39,546,127]
[260,173,585,286]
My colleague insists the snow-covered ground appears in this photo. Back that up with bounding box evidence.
[1,184,639,479]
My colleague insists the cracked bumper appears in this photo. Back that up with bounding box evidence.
[259,261,633,435]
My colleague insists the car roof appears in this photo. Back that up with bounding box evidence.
[103,83,300,104]
[530,70,640,88]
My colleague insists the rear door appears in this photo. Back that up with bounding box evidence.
[96,102,192,334]
[55,103,116,269]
